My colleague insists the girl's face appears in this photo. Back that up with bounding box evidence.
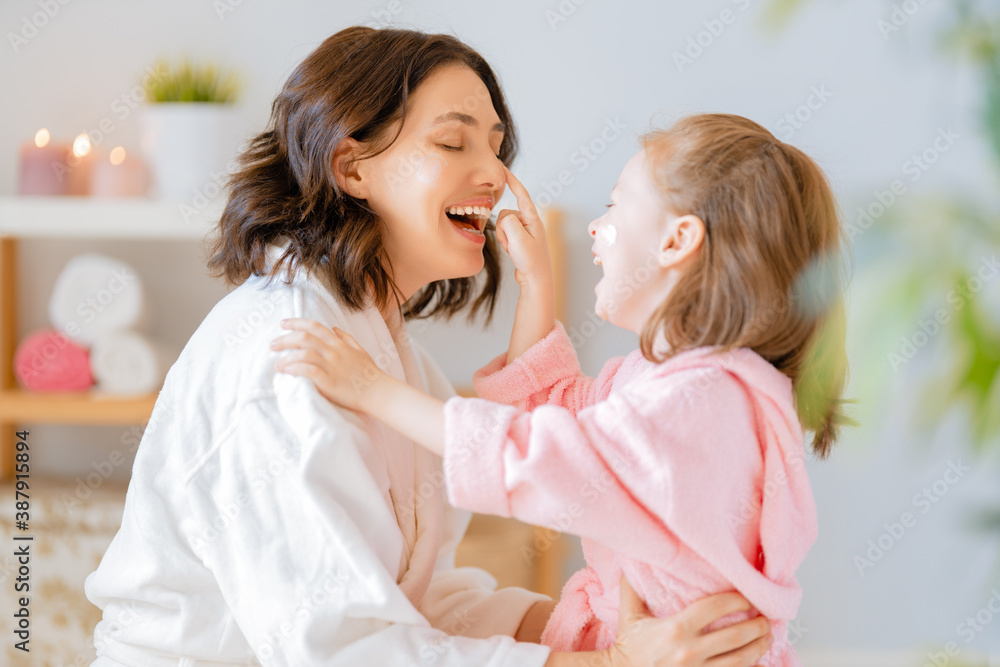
[588,150,693,334]
[351,64,507,301]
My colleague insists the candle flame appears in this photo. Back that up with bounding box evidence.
[109,146,126,166]
[72,133,91,158]
[35,129,50,148]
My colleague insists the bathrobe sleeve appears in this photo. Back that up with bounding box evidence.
[472,321,626,414]
[442,364,764,570]
[417,505,551,638]
[180,374,551,667]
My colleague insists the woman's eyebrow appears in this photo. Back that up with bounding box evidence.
[431,111,504,133]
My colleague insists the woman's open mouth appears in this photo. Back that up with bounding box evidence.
[445,204,491,236]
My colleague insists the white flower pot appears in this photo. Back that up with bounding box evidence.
[140,103,242,202]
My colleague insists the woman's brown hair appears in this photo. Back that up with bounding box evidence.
[640,114,850,458]
[207,26,517,322]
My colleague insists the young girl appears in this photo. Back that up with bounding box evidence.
[271,113,848,666]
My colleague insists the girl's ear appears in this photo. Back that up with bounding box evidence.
[658,214,705,268]
[332,137,368,199]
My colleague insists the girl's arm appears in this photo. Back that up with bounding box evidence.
[272,322,671,554]
[479,167,625,413]
[494,165,555,365]
[472,321,626,415]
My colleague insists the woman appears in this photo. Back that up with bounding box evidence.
[84,26,773,666]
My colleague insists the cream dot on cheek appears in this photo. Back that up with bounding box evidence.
[598,224,617,248]
[415,154,446,184]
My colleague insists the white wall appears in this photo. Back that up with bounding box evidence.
[3,0,998,658]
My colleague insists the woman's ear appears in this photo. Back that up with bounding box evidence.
[332,137,368,199]
[658,214,705,268]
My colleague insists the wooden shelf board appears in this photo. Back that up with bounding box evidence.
[0,388,157,424]
[0,196,221,240]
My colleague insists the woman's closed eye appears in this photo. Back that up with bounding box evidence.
[439,144,502,159]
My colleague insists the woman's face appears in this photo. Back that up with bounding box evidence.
[355,64,507,300]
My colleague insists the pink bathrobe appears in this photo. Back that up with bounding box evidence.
[441,322,817,666]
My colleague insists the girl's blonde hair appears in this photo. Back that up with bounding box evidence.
[640,114,850,458]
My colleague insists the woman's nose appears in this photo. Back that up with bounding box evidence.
[474,151,505,191]
[588,220,598,238]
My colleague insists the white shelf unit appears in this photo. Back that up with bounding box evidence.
[0,196,221,479]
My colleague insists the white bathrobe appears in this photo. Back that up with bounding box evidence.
[84,241,552,667]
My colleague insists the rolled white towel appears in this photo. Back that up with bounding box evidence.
[90,330,171,395]
[49,253,147,346]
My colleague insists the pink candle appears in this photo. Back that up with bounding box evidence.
[18,129,72,195]
[91,146,149,197]
[66,133,95,196]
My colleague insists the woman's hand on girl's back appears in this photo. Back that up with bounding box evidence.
[495,165,554,289]
[606,576,772,667]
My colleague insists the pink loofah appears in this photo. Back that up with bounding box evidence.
[14,329,94,391]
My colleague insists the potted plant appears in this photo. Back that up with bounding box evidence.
[140,60,242,202]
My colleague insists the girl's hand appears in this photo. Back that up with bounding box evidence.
[495,165,553,288]
[607,576,772,667]
[270,318,387,413]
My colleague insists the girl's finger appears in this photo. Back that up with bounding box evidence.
[494,209,522,225]
[495,223,509,253]
[501,165,539,217]
[270,330,327,352]
[280,318,339,345]
[270,335,293,350]
[274,348,325,370]
[276,362,319,378]
[498,214,527,240]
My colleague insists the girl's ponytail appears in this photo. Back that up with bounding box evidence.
[779,141,853,458]
[795,298,851,458]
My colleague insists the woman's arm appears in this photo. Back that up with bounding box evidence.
[516,599,557,643]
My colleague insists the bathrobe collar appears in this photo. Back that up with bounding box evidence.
[265,241,444,608]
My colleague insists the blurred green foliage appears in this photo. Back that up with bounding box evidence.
[144,59,240,104]
[772,0,1000,451]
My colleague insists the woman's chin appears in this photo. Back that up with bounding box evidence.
[449,254,486,279]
